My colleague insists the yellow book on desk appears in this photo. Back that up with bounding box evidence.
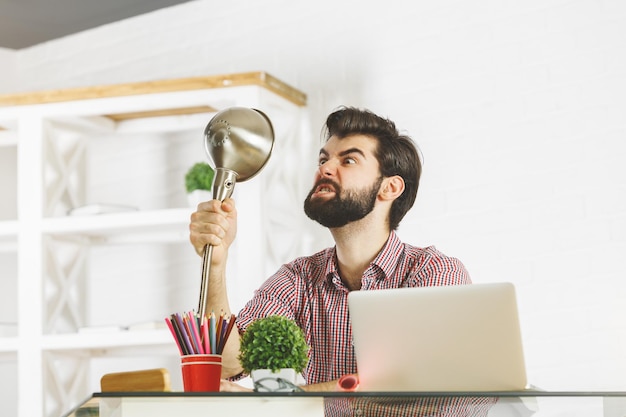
[100,368,171,392]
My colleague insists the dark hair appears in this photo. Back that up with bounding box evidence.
[323,106,422,230]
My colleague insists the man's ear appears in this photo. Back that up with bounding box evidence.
[379,176,405,201]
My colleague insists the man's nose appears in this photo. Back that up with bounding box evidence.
[318,160,335,177]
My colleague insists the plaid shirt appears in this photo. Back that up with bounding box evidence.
[236,231,472,387]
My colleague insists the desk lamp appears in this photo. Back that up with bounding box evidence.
[197,107,275,319]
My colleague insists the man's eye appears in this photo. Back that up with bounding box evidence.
[343,157,356,165]
[318,158,328,166]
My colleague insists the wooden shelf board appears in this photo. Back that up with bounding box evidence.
[0,71,307,108]
[105,105,216,121]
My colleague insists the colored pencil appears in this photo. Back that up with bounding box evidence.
[170,314,190,355]
[173,313,194,355]
[164,317,184,355]
[188,311,204,354]
[201,315,210,354]
[210,311,217,354]
[217,314,237,354]
[184,315,202,354]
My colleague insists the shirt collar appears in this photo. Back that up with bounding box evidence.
[324,231,403,285]
[370,231,403,280]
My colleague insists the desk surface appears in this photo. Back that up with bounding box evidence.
[65,391,626,417]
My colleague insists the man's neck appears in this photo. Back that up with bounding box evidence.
[330,220,391,291]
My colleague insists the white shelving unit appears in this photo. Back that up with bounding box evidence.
[0,72,308,417]
[0,126,18,417]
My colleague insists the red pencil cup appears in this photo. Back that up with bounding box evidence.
[181,354,222,392]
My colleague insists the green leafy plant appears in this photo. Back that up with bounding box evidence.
[238,315,309,374]
[185,162,215,192]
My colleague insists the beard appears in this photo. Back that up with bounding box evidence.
[303,177,382,228]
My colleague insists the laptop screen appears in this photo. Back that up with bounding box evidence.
[348,282,527,391]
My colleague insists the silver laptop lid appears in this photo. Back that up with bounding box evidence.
[348,282,527,391]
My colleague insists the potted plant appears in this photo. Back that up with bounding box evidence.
[185,162,214,207]
[238,315,309,392]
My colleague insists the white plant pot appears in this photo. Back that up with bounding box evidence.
[250,368,298,392]
[187,190,212,208]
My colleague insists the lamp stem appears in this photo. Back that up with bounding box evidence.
[197,168,238,319]
[198,244,213,319]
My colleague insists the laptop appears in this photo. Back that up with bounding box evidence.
[348,282,528,392]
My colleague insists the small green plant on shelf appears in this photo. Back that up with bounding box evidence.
[185,162,214,192]
[238,315,309,374]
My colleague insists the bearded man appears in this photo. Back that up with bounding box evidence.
[189,106,472,395]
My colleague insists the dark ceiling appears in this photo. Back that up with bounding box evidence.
[0,0,192,49]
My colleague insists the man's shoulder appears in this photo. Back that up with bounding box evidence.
[401,242,450,261]
[289,246,334,266]
[399,242,470,285]
[278,246,335,281]
[388,232,455,260]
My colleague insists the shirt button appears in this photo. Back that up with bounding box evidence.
[355,409,363,416]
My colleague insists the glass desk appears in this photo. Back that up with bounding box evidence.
[65,391,626,417]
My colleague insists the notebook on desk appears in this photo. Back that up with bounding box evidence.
[348,282,528,392]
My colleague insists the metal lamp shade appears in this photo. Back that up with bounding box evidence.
[204,107,275,201]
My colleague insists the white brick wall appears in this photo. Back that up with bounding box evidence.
[5,0,626,391]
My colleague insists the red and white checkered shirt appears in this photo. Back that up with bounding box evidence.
[236,231,471,385]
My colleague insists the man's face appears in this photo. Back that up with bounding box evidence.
[303,135,382,228]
